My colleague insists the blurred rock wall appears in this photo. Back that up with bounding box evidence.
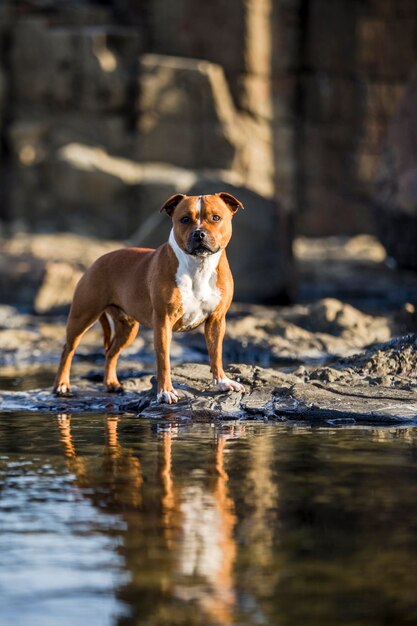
[0,0,275,236]
[281,0,417,235]
[0,0,293,303]
[0,0,416,254]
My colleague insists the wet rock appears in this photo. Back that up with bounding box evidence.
[273,380,417,424]
[1,336,416,424]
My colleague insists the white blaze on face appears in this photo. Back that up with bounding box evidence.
[196,195,203,225]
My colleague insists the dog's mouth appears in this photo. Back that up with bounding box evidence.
[187,242,220,256]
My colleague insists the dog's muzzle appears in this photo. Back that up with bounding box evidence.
[187,229,219,256]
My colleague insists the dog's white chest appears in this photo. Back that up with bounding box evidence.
[169,230,221,331]
[176,261,221,330]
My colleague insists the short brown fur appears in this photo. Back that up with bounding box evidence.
[53,193,244,403]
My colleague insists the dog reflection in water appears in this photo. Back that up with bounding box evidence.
[57,414,143,509]
[56,415,244,625]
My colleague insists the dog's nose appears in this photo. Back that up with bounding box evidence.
[192,229,206,241]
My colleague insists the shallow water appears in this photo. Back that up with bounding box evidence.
[0,407,417,626]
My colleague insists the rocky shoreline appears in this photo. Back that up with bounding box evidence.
[1,298,416,425]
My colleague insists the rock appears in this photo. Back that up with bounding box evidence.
[0,253,45,310]
[147,0,273,116]
[34,262,83,314]
[295,234,417,309]
[0,297,416,423]
[11,19,74,108]
[135,53,273,196]
[11,20,142,111]
[136,54,243,171]
[338,334,417,382]
[0,233,120,312]
[1,336,417,424]
[75,27,142,113]
[299,297,390,345]
[9,114,131,166]
[51,146,199,239]
[374,64,417,269]
[9,141,198,238]
[222,298,393,363]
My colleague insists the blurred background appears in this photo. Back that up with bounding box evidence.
[1,0,417,307]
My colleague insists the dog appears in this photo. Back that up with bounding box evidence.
[53,192,245,404]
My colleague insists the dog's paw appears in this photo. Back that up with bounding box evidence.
[157,389,179,404]
[106,383,124,394]
[53,383,73,397]
[216,377,245,394]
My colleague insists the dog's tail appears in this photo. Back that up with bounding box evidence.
[99,312,112,352]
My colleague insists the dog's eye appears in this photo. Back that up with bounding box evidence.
[212,215,221,222]
[180,216,191,224]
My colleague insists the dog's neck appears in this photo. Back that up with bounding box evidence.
[168,228,222,330]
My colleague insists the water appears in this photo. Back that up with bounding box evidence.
[0,410,417,626]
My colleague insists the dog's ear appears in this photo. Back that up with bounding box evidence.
[159,194,187,217]
[217,192,244,214]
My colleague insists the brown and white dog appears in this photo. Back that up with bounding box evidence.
[53,192,245,404]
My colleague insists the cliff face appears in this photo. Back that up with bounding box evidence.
[0,0,275,227]
[0,0,417,299]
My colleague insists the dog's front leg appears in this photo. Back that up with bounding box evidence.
[153,316,179,404]
[205,314,245,393]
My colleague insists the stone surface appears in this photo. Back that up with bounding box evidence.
[0,234,120,312]
[1,336,416,425]
[0,257,416,423]
[295,234,417,309]
[11,19,142,111]
[136,54,273,196]
[3,0,417,241]
[136,54,242,171]
[9,142,198,238]
[374,64,417,269]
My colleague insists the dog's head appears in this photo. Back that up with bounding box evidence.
[160,193,243,257]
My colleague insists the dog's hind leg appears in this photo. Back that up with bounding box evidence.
[99,312,113,352]
[103,307,139,393]
[53,307,102,396]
